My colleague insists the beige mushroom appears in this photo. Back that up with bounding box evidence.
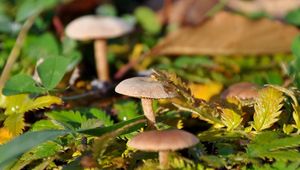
[66,15,133,82]
[221,82,259,101]
[128,129,199,168]
[115,77,176,124]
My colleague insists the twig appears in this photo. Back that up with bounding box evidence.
[0,14,38,90]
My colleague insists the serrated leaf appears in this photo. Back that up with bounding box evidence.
[247,131,300,161]
[89,108,114,126]
[37,56,70,90]
[0,130,68,167]
[4,94,61,116]
[80,119,103,129]
[253,87,284,131]
[11,141,62,170]
[2,74,44,96]
[78,116,145,136]
[4,113,25,136]
[221,109,243,131]
[46,110,87,130]
[23,95,62,113]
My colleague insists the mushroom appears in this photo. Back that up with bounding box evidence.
[221,82,259,101]
[128,129,199,168]
[115,77,176,124]
[66,15,133,82]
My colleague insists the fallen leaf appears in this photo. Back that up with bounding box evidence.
[227,0,300,18]
[155,12,299,55]
[157,0,219,26]
[0,128,13,145]
[189,82,223,101]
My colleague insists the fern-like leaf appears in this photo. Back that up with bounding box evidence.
[252,87,284,131]
[89,108,114,126]
[247,131,300,161]
[221,109,243,131]
[46,110,87,129]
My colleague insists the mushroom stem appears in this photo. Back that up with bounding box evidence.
[94,39,110,82]
[141,98,156,125]
[159,151,169,168]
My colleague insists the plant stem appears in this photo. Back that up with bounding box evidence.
[159,151,169,168]
[0,14,37,90]
[94,39,110,82]
[141,98,156,125]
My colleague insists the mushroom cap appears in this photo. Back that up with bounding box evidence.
[115,77,176,99]
[221,82,259,100]
[65,15,133,41]
[128,129,199,151]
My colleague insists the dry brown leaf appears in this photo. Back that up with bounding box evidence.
[155,12,299,56]
[157,0,219,26]
[227,0,300,18]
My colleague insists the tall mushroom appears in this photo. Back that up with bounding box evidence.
[128,129,199,168]
[66,15,133,82]
[115,77,176,125]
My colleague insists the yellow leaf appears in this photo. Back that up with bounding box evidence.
[221,108,243,131]
[177,119,184,129]
[0,93,7,108]
[4,112,25,136]
[23,95,63,113]
[189,82,223,101]
[0,128,13,144]
[253,87,284,131]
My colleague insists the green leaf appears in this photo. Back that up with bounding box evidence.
[96,4,117,16]
[2,74,44,95]
[11,141,62,170]
[46,110,87,130]
[31,120,64,131]
[23,33,59,61]
[247,131,300,161]
[253,87,284,131]
[290,35,300,89]
[221,109,243,131]
[78,116,145,136]
[113,100,140,121]
[291,35,300,58]
[37,56,70,89]
[0,130,68,167]
[134,7,161,35]
[16,0,59,22]
[89,108,114,126]
[285,9,300,26]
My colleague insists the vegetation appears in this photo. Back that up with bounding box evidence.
[1,0,300,169]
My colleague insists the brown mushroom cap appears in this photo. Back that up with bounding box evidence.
[128,129,199,151]
[221,82,259,100]
[65,15,133,41]
[115,77,177,99]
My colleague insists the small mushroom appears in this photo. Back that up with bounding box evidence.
[66,15,133,82]
[128,129,199,168]
[115,77,176,124]
[221,82,259,101]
